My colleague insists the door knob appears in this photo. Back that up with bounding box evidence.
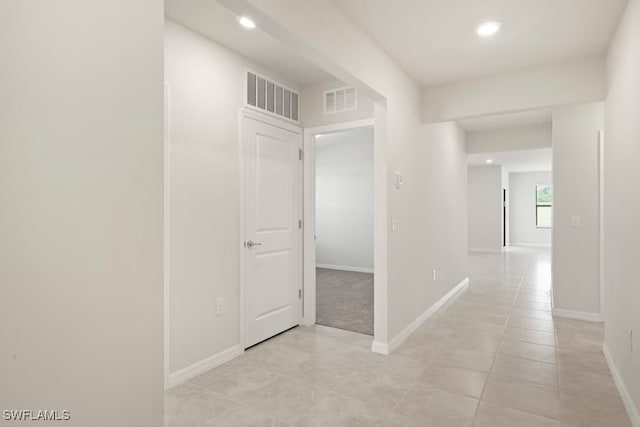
[246,240,262,248]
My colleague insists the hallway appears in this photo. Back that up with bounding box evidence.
[164,247,630,426]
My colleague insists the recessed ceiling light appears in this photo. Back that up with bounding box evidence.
[238,16,256,29]
[477,20,502,37]
[486,159,494,164]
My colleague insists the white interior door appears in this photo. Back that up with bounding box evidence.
[243,113,301,348]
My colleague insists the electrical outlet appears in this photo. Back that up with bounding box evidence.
[391,216,397,232]
[628,329,633,353]
[432,269,436,281]
[216,298,224,316]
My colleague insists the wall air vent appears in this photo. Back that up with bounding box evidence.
[324,87,358,115]
[246,71,299,122]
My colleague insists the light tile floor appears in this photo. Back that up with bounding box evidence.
[165,247,632,426]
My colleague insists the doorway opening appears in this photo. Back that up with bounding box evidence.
[467,149,553,251]
[503,188,507,247]
[312,126,374,335]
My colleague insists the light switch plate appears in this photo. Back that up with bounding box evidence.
[394,172,404,190]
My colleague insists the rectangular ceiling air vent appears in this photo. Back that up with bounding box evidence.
[246,71,299,122]
[324,87,358,115]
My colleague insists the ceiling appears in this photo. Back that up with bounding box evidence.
[165,0,332,86]
[334,0,628,86]
[458,108,552,131]
[467,148,552,172]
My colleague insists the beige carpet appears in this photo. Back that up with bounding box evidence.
[315,268,374,336]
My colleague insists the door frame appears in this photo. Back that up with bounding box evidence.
[301,118,375,330]
[238,108,303,350]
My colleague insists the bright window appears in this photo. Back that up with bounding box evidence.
[536,185,553,228]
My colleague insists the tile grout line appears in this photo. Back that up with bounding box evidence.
[206,390,293,426]
[385,341,445,420]
[553,288,562,421]
[475,258,563,424]
[211,341,370,424]
[473,266,528,421]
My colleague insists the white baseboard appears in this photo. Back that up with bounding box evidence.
[510,243,552,248]
[167,345,243,389]
[468,248,503,253]
[603,343,640,427]
[371,340,389,355]
[379,277,469,355]
[316,263,374,274]
[552,308,602,322]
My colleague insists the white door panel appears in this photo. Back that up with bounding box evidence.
[243,113,301,348]
[256,135,293,231]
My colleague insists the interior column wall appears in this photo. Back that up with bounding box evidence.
[552,102,603,317]
[0,1,164,424]
[603,0,640,420]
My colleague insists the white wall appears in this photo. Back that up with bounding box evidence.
[552,102,603,316]
[164,20,300,374]
[466,123,552,153]
[315,127,374,271]
[0,1,164,425]
[302,78,374,127]
[604,0,640,421]
[467,166,503,251]
[229,0,469,346]
[423,57,605,123]
[509,172,552,246]
[390,121,467,338]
